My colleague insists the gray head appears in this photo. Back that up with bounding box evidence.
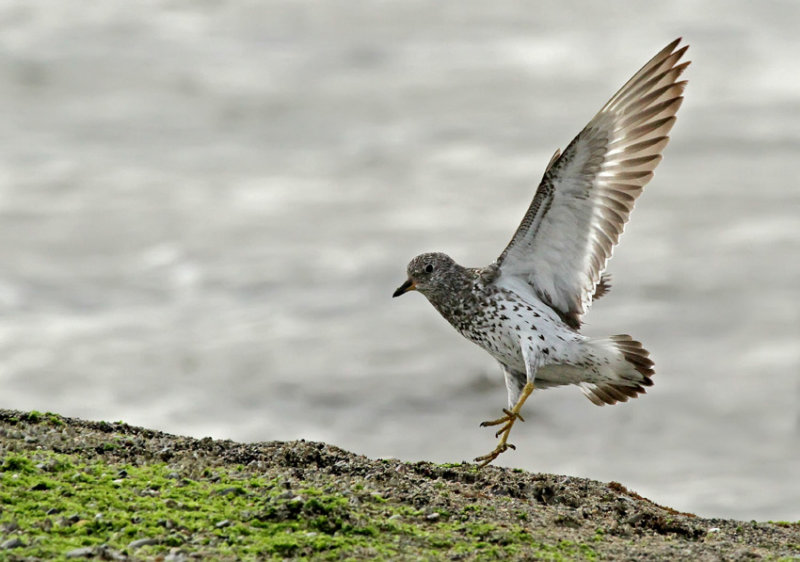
[392,252,463,299]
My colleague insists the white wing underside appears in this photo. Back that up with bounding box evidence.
[496,39,690,329]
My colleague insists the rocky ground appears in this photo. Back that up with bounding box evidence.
[0,409,798,561]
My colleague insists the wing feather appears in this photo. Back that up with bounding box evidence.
[496,39,689,329]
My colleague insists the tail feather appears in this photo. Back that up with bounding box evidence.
[581,335,655,406]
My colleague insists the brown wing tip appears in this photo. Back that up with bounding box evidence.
[666,41,691,75]
[665,38,689,61]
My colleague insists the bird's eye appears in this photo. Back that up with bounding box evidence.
[425,264,434,273]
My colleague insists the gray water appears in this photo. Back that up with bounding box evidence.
[1,0,799,521]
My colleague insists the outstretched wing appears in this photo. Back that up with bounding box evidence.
[496,39,689,329]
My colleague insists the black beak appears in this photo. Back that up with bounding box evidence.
[392,279,416,298]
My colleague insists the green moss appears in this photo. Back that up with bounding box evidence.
[1,454,37,474]
[46,412,65,426]
[11,410,65,427]
[437,461,480,474]
[0,450,603,560]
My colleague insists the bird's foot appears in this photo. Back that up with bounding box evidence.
[474,430,516,468]
[480,408,525,436]
[474,382,534,468]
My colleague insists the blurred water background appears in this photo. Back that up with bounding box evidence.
[1,0,799,520]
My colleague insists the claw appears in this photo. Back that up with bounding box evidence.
[474,440,517,467]
[474,449,501,466]
[475,381,535,468]
[494,424,512,438]
[480,408,525,428]
[480,416,504,428]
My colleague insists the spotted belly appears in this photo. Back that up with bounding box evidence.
[456,288,576,374]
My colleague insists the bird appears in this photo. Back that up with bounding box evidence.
[392,39,689,467]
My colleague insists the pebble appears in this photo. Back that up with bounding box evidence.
[626,513,646,525]
[1,538,24,549]
[98,546,127,560]
[66,547,95,558]
[129,538,160,549]
[165,549,190,562]
[215,519,232,529]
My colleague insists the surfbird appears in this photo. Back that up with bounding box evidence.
[393,39,689,467]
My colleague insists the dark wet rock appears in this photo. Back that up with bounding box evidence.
[59,514,81,527]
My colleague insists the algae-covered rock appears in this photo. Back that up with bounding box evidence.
[0,409,798,561]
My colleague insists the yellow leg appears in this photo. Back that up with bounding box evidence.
[474,382,534,468]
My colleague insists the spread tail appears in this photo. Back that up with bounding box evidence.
[580,335,655,406]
